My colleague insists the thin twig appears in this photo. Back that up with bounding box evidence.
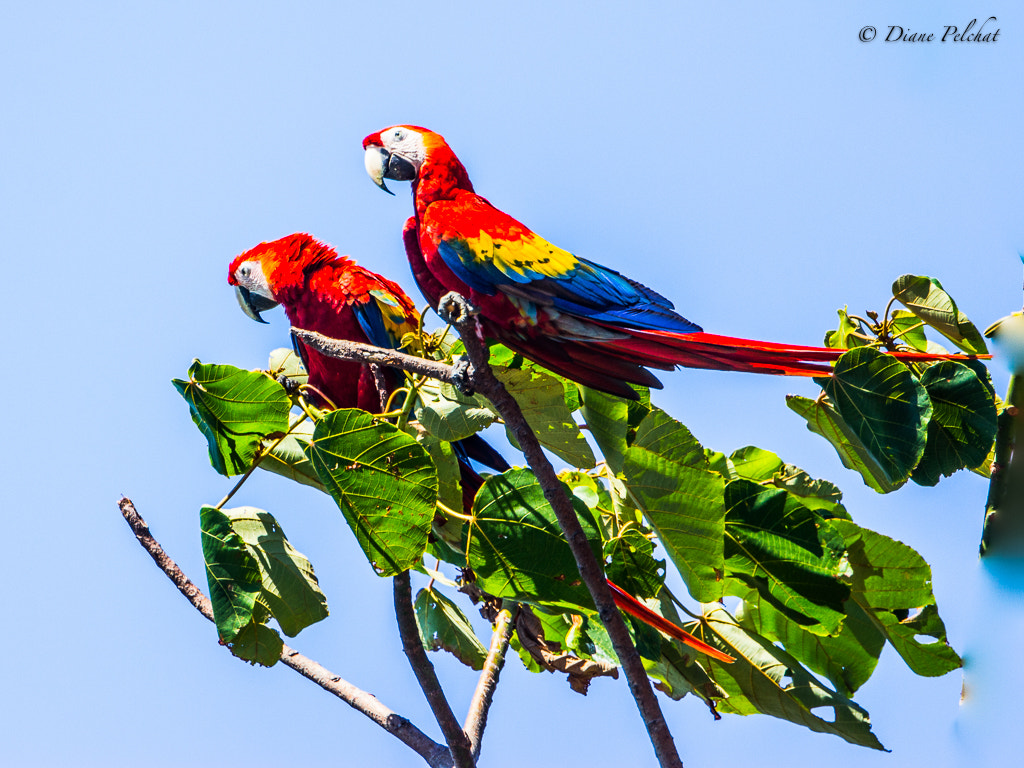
[981,376,1021,555]
[117,497,453,768]
[370,363,390,413]
[394,571,476,768]
[436,293,684,768]
[293,329,455,382]
[465,607,516,762]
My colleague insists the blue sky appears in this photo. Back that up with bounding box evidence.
[3,2,1022,766]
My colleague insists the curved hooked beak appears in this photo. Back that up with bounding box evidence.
[234,284,279,324]
[364,146,418,195]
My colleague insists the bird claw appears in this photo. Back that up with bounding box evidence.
[450,355,475,396]
[438,292,478,326]
[276,374,302,396]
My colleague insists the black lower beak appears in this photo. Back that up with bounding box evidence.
[365,146,418,194]
[234,284,278,324]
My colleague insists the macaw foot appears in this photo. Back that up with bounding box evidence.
[438,291,478,326]
[450,355,475,396]
[276,374,302,396]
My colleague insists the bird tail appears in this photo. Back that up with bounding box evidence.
[606,580,734,663]
[603,329,984,378]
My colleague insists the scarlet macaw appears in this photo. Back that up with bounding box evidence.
[362,126,960,399]
[229,233,733,663]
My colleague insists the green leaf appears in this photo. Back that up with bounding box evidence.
[310,409,437,576]
[724,480,850,634]
[833,521,961,677]
[415,377,498,442]
[787,394,903,493]
[912,360,998,486]
[623,410,725,602]
[173,361,291,476]
[825,308,870,350]
[414,587,488,670]
[631,407,707,469]
[729,446,783,481]
[201,505,262,643]
[467,469,600,611]
[887,310,934,353]
[497,366,595,469]
[199,505,328,666]
[227,622,284,667]
[701,606,885,750]
[218,506,329,637]
[739,593,883,698]
[258,418,325,492]
[892,274,988,355]
[824,348,931,486]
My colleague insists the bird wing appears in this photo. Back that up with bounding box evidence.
[423,192,701,334]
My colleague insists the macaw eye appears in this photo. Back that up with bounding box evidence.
[239,265,250,279]
[392,128,407,142]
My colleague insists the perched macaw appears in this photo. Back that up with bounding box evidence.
[362,126,965,399]
[229,233,732,662]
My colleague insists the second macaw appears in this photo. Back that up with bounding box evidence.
[363,126,970,399]
[229,233,733,663]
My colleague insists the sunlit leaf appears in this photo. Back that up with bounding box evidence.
[267,347,309,386]
[624,409,726,602]
[310,409,436,576]
[258,418,325,491]
[173,361,290,476]
[498,366,595,468]
[580,387,631,475]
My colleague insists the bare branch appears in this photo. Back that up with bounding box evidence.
[465,606,516,762]
[292,329,456,383]
[118,497,453,768]
[394,571,476,768]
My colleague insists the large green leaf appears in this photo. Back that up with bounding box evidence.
[787,394,903,493]
[912,360,998,486]
[310,409,437,576]
[173,361,291,476]
[414,587,488,670]
[498,366,595,468]
[892,274,988,355]
[603,527,665,600]
[467,469,601,611]
[724,480,849,635]
[623,410,726,602]
[824,348,931,486]
[834,521,961,677]
[701,606,885,750]
[267,347,309,387]
[219,506,329,637]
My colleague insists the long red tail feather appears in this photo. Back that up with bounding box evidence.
[606,580,735,664]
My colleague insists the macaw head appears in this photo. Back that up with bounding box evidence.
[362,125,447,194]
[228,233,317,323]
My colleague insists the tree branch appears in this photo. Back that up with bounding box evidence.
[437,293,683,768]
[292,329,455,383]
[118,497,453,768]
[464,606,515,762]
[393,571,476,768]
